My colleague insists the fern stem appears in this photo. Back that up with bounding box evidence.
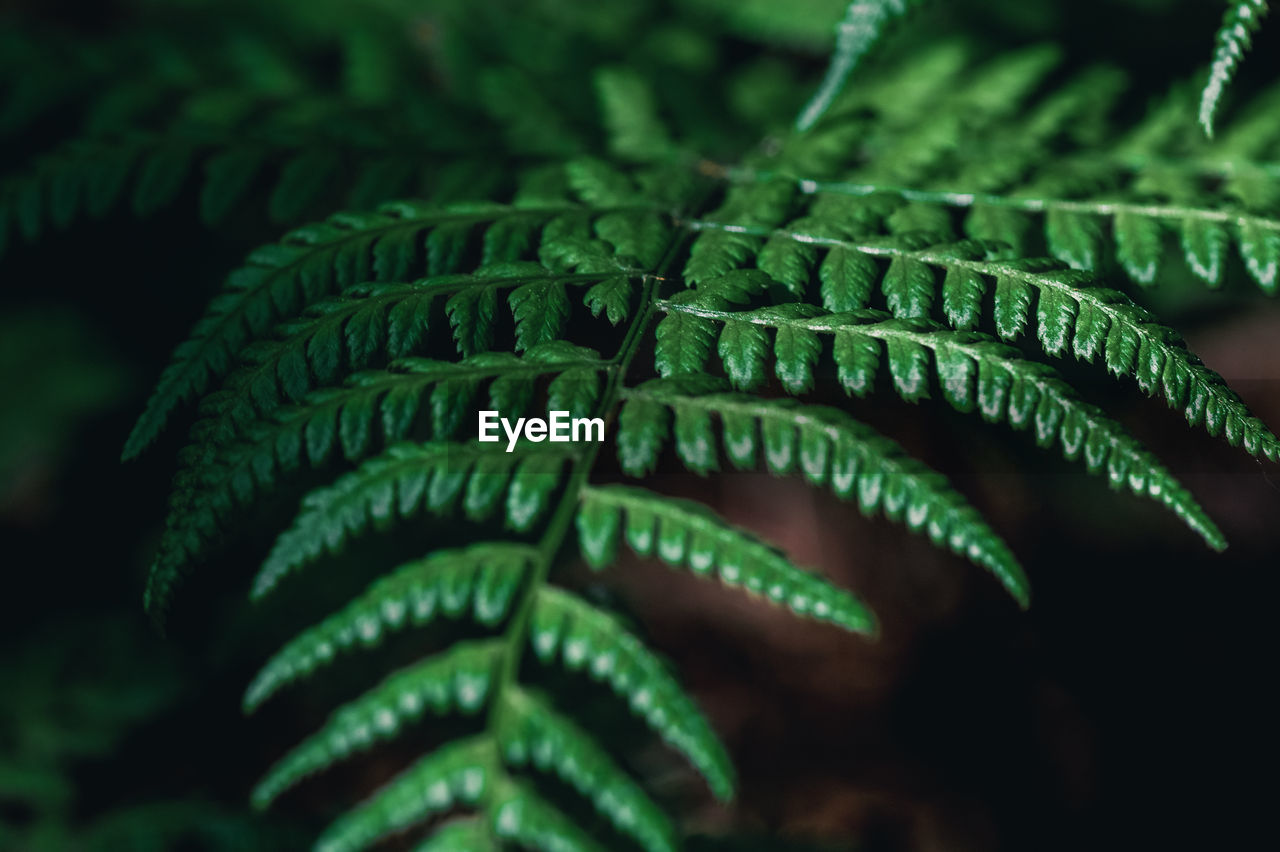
[485,190,705,716]
[722,167,1280,232]
[485,265,670,732]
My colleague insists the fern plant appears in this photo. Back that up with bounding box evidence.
[4,0,1275,848]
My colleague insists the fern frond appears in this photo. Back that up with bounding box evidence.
[248,439,573,604]
[312,737,496,852]
[0,85,524,244]
[735,43,1280,291]
[656,298,1227,549]
[252,640,504,808]
[614,376,1029,604]
[146,345,598,616]
[577,482,877,631]
[187,286,607,463]
[593,67,675,163]
[122,192,652,459]
[116,8,1280,847]
[674,228,1280,465]
[497,688,677,852]
[489,783,608,852]
[1200,1,1269,137]
[244,543,538,712]
[529,587,735,801]
[250,586,731,837]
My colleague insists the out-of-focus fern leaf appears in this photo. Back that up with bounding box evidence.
[1200,1,1269,137]
[594,67,675,162]
[732,45,1280,292]
[795,0,924,131]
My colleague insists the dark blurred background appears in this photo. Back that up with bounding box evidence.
[1,1,1277,850]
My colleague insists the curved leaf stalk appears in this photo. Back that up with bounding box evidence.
[723,166,1280,234]
[484,264,670,759]
[795,1,920,132]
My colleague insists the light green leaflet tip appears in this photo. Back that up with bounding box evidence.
[1199,1,1269,138]
[796,0,919,132]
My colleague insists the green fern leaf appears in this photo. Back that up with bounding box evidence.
[965,203,1034,257]
[657,301,1227,549]
[577,483,877,632]
[312,737,496,852]
[97,13,1280,848]
[1181,218,1230,286]
[593,67,675,162]
[614,377,1029,605]
[497,689,677,852]
[684,181,795,286]
[146,341,604,615]
[244,544,537,711]
[820,243,880,311]
[511,278,572,350]
[1200,1,1269,137]
[655,292,720,378]
[1113,210,1164,285]
[773,320,824,393]
[583,275,636,324]
[678,223,1280,461]
[1239,219,1280,293]
[489,783,607,852]
[529,587,735,801]
[795,0,923,131]
[940,266,987,329]
[248,443,575,602]
[1045,209,1106,271]
[252,640,504,809]
[122,197,645,460]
